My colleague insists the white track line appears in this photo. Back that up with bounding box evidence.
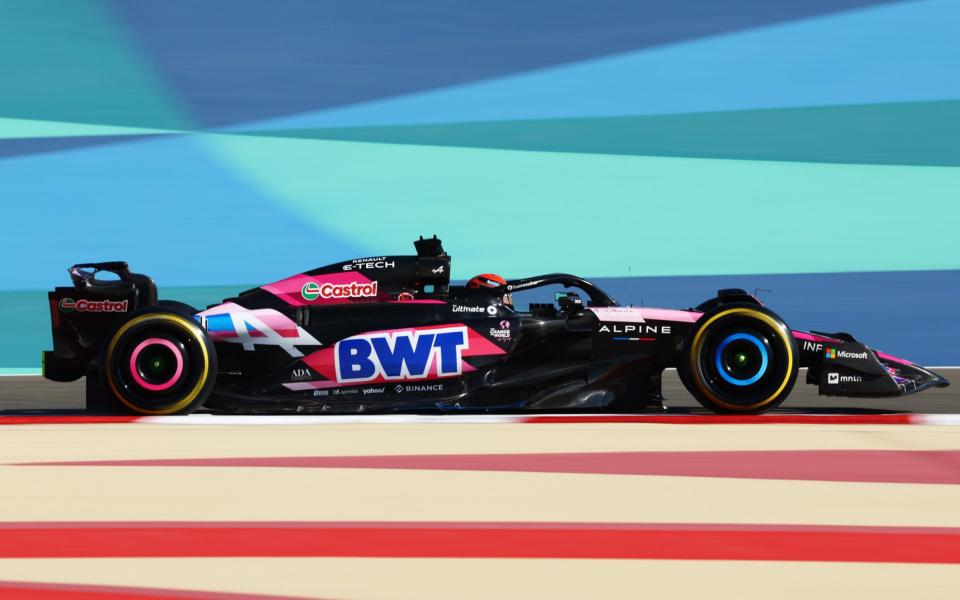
[0,413,958,425]
[139,414,526,425]
[913,414,960,426]
[2,368,957,377]
[134,414,957,426]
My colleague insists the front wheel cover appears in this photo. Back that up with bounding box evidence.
[102,311,216,415]
[681,304,798,413]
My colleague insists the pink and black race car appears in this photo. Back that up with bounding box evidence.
[43,237,948,415]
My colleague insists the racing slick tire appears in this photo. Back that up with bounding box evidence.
[99,307,216,415]
[679,303,798,414]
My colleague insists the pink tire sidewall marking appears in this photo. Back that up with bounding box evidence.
[128,337,185,392]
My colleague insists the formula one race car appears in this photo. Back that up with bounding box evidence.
[43,237,948,415]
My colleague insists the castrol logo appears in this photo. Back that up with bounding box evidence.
[300,280,379,301]
[59,298,129,313]
[300,282,321,301]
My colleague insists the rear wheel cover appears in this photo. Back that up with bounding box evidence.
[104,313,213,415]
[688,307,796,412]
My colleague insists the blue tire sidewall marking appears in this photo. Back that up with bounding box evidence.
[714,332,769,386]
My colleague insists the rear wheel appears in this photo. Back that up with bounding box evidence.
[679,303,798,414]
[100,308,216,415]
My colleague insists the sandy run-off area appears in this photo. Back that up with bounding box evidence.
[0,416,958,599]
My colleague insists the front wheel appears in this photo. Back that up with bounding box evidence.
[100,308,216,415]
[679,303,798,414]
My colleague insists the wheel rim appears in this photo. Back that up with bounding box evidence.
[714,332,769,386]
[129,337,185,392]
[105,314,210,415]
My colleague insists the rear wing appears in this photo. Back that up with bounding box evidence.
[43,262,157,382]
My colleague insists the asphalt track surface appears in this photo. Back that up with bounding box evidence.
[1,368,957,414]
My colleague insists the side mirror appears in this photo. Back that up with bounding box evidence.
[556,291,584,314]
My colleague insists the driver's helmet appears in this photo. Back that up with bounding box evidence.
[467,273,512,308]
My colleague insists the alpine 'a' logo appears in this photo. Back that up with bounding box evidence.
[335,326,468,383]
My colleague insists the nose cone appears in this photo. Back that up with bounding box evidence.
[917,366,950,389]
[890,363,950,394]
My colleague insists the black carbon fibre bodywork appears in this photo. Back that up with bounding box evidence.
[43,237,949,414]
[203,278,693,413]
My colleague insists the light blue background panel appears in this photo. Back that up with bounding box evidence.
[1,0,956,366]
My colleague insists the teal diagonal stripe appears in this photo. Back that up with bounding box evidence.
[244,101,960,166]
[204,133,960,278]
